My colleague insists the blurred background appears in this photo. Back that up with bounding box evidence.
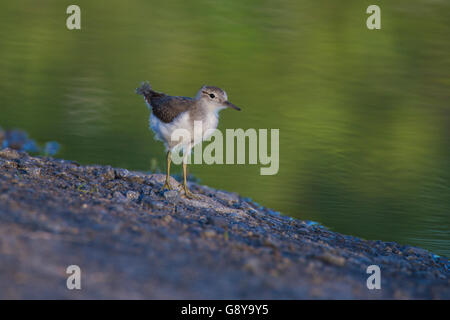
[0,0,448,257]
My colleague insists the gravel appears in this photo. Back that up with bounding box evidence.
[0,148,448,299]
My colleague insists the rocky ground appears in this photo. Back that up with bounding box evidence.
[0,148,448,299]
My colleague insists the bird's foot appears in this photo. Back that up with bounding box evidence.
[161,180,173,191]
[183,186,200,199]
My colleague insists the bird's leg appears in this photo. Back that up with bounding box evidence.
[182,161,198,199]
[161,151,173,191]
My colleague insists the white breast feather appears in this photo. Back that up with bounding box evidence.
[149,108,219,152]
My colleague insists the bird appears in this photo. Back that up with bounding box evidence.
[136,82,241,198]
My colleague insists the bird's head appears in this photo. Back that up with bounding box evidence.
[196,85,241,111]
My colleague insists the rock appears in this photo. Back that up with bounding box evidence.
[163,190,179,201]
[267,209,281,216]
[141,186,152,195]
[1,160,18,169]
[203,230,216,238]
[209,216,229,229]
[317,252,346,267]
[243,257,263,274]
[216,191,239,203]
[0,151,448,300]
[102,167,116,180]
[113,191,127,202]
[142,196,165,211]
[263,236,280,248]
[126,191,140,201]
[114,168,130,179]
[0,148,21,160]
[406,247,429,257]
[27,167,41,178]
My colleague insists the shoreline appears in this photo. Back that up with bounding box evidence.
[0,148,448,299]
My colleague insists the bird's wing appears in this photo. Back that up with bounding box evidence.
[150,95,194,123]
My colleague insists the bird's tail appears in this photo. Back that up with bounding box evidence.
[136,81,152,96]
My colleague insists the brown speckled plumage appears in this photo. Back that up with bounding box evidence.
[136,82,193,123]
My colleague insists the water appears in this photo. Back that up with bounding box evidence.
[0,0,449,256]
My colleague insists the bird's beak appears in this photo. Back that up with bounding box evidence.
[224,101,241,111]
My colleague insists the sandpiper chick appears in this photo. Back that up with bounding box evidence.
[136,82,241,198]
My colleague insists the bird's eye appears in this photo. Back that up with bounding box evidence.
[209,93,215,99]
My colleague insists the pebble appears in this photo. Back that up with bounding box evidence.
[215,191,239,203]
[210,216,229,229]
[113,191,127,202]
[141,186,152,195]
[318,252,346,267]
[114,168,130,179]
[1,145,448,299]
[142,197,165,211]
[27,167,41,178]
[203,230,216,238]
[243,257,263,274]
[0,148,21,160]
[126,191,140,201]
[164,190,179,201]
[102,167,115,180]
